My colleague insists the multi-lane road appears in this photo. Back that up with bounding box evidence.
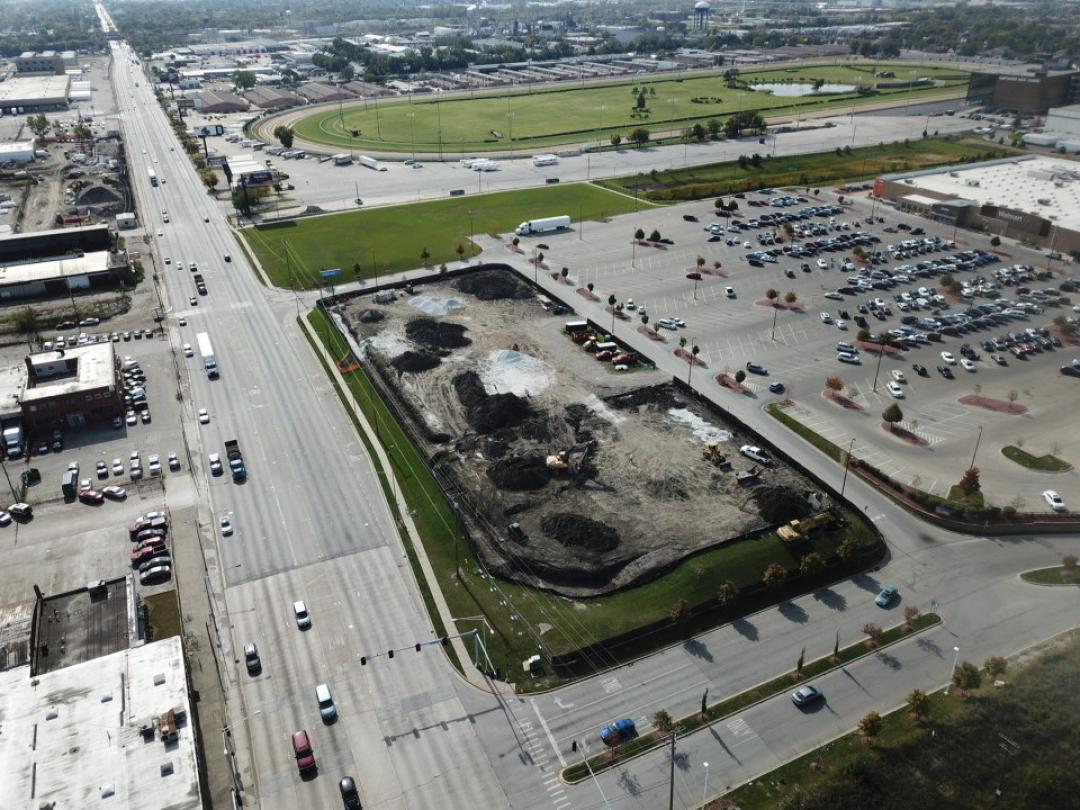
[97,6,1079,808]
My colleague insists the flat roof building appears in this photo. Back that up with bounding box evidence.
[0,636,201,810]
[20,342,124,433]
[194,88,249,113]
[0,140,37,164]
[876,155,1080,256]
[296,81,355,103]
[243,86,303,109]
[15,50,67,75]
[0,75,71,110]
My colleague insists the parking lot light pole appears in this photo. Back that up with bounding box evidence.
[840,437,856,498]
[578,739,612,809]
[702,761,710,807]
[969,425,984,470]
[945,645,961,694]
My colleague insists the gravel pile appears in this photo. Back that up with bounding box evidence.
[541,513,620,552]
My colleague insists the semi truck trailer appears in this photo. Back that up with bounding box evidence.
[515,215,571,236]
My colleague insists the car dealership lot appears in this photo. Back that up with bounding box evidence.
[509,189,1079,510]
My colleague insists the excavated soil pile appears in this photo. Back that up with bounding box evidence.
[752,486,812,525]
[607,384,682,412]
[541,513,620,552]
[357,309,385,323]
[391,351,441,373]
[488,455,550,491]
[453,371,532,433]
[406,318,471,352]
[454,270,532,301]
[77,185,121,206]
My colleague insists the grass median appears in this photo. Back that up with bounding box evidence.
[243,184,643,289]
[767,402,842,462]
[1021,565,1080,585]
[1001,445,1072,472]
[306,309,880,691]
[563,612,940,783]
[600,137,1014,200]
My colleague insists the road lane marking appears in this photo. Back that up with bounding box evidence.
[531,700,567,768]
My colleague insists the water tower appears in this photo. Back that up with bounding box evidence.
[693,1,711,30]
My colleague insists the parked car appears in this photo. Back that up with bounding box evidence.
[1043,490,1067,512]
[79,489,105,504]
[139,564,172,585]
[875,585,899,607]
[791,685,823,707]
[739,445,772,465]
[745,361,768,375]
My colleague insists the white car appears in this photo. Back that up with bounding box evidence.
[1043,490,1067,512]
[103,485,127,499]
[960,358,976,372]
[126,411,137,426]
[183,343,193,357]
[156,229,163,237]
[819,312,832,324]
[148,455,161,475]
[220,516,233,536]
[891,370,906,383]
[198,408,210,424]
[886,381,905,398]
[739,445,772,465]
[836,320,848,330]
[837,352,861,364]
[940,351,957,365]
[724,287,736,298]
[112,458,124,475]
[817,259,828,269]
[0,511,10,527]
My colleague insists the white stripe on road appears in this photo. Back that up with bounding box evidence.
[532,699,568,768]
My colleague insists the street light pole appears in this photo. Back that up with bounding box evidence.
[702,761,710,807]
[945,645,961,694]
[840,437,856,497]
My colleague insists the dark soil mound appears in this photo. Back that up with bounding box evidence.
[454,270,532,301]
[406,318,471,351]
[77,185,121,206]
[541,513,619,552]
[606,384,682,412]
[488,455,550,491]
[357,309,384,323]
[391,351,441,373]
[753,486,812,525]
[453,371,531,433]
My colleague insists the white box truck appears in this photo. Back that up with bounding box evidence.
[358,155,387,171]
[196,332,218,378]
[516,215,571,236]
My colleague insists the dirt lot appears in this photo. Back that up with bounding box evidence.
[341,270,814,597]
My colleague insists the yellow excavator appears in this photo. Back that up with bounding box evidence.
[701,442,732,469]
[546,441,596,475]
[777,512,833,542]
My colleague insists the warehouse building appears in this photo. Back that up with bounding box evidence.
[14,50,67,75]
[0,250,127,300]
[296,81,355,103]
[0,75,71,112]
[0,223,112,262]
[243,86,303,109]
[876,156,1080,256]
[193,88,249,113]
[0,141,37,164]
[18,342,124,432]
[0,636,200,810]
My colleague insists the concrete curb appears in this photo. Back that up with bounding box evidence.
[297,314,501,694]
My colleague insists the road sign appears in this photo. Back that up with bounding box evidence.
[320,268,343,279]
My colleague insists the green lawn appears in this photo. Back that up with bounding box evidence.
[143,591,182,641]
[243,184,644,289]
[1021,565,1080,585]
[720,629,1080,810]
[600,137,1014,200]
[306,309,879,690]
[1001,445,1072,472]
[290,64,968,153]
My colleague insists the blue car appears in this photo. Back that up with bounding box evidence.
[875,585,899,607]
[599,718,637,746]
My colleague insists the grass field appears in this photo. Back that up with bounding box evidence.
[1021,565,1080,585]
[1001,444,1072,472]
[306,309,879,690]
[600,137,1013,200]
[243,184,645,289]
[720,629,1080,810]
[290,64,969,153]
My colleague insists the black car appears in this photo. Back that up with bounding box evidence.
[339,776,362,809]
[682,214,698,222]
[746,361,769,375]
[912,363,929,376]
[937,365,954,379]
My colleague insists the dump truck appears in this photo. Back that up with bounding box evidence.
[224,439,246,480]
[777,512,833,542]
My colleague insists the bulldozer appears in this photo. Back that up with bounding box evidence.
[701,441,731,469]
[777,511,833,543]
[546,441,596,475]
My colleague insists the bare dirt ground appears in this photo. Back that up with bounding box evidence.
[341,270,813,596]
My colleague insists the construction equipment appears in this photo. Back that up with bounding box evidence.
[735,466,762,484]
[701,442,731,469]
[777,512,833,542]
[546,441,596,475]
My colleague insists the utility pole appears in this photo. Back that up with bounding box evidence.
[840,437,856,497]
[969,425,983,470]
[667,730,677,810]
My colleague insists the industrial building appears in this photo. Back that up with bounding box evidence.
[0,75,71,112]
[296,81,355,103]
[243,86,303,109]
[967,70,1080,114]
[875,156,1080,256]
[194,88,249,113]
[0,635,200,810]
[18,342,125,432]
[0,141,37,164]
[0,223,112,262]
[0,250,127,300]
[224,155,276,189]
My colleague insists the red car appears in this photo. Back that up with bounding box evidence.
[78,489,105,504]
[131,543,168,566]
[292,730,317,775]
[595,350,614,361]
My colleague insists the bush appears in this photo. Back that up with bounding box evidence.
[985,656,1007,677]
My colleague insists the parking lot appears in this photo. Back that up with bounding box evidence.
[496,189,1080,512]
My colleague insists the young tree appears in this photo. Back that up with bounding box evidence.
[670,598,690,623]
[765,288,779,306]
[907,689,930,724]
[862,623,883,646]
[273,125,295,149]
[953,660,982,692]
[233,70,257,90]
[990,235,1001,247]
[586,282,594,293]
[717,579,738,606]
[734,369,746,383]
[859,711,883,742]
[511,236,520,250]
[1063,554,1078,571]
[1007,389,1019,411]
[825,376,844,392]
[796,646,806,677]
[882,402,904,432]
[799,552,825,577]
[837,536,859,564]
[420,247,431,265]
[649,229,662,242]
[958,466,981,495]
[762,562,788,589]
[629,127,650,146]
[696,256,706,269]
[653,710,674,735]
[985,656,1008,677]
[561,267,569,281]
[634,228,645,241]
[456,243,466,261]
[610,133,622,147]
[199,169,219,190]
[784,290,798,306]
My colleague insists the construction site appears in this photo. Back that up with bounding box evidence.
[339,269,819,597]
